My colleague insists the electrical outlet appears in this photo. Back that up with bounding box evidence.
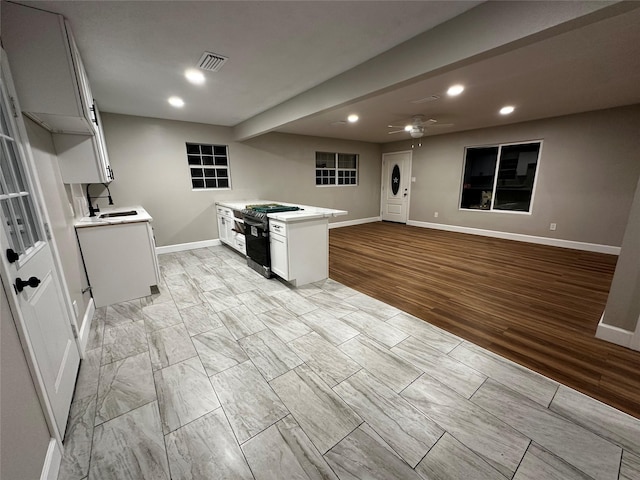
[434,212,439,218]
[550,223,557,231]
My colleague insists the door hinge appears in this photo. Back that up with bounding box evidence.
[44,222,52,240]
[70,323,78,339]
[9,96,19,118]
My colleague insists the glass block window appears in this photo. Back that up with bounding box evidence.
[315,152,358,186]
[186,143,230,189]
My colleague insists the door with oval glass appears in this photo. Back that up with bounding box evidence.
[381,151,412,223]
[0,49,79,439]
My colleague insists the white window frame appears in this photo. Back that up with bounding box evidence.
[459,140,543,215]
[186,142,231,191]
[315,151,358,187]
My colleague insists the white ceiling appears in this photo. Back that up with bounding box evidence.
[12,1,640,144]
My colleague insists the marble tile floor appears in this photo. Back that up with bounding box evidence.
[58,246,640,480]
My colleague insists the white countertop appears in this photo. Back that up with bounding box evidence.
[75,206,153,228]
[216,200,347,223]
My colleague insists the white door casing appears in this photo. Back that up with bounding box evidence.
[381,151,412,223]
[0,49,80,440]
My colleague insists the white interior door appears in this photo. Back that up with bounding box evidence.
[381,151,412,223]
[0,50,79,437]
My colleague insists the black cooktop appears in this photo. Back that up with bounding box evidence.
[246,204,301,213]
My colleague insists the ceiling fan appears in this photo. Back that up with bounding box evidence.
[388,115,453,138]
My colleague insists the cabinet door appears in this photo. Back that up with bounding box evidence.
[1,3,95,133]
[52,133,109,184]
[77,223,158,307]
[270,233,289,279]
[92,101,114,181]
[217,215,230,245]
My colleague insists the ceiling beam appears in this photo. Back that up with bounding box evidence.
[233,0,636,142]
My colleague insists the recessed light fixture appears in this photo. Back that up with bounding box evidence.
[347,114,359,123]
[447,84,464,96]
[168,96,185,108]
[500,105,515,115]
[185,69,205,85]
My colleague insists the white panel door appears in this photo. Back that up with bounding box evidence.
[0,50,79,437]
[381,151,412,223]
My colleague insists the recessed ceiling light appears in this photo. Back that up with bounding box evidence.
[347,114,359,123]
[185,69,205,85]
[500,105,515,115]
[168,96,184,108]
[447,84,464,96]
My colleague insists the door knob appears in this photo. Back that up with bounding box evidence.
[15,276,41,292]
[6,248,19,263]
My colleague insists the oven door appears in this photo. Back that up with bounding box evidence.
[244,217,270,267]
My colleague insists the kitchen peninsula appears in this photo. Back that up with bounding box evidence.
[216,201,347,286]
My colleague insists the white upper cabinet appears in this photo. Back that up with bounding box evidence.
[2,2,113,183]
[2,2,96,134]
[52,101,114,184]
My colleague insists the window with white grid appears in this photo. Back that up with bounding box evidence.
[186,143,230,190]
[315,152,358,186]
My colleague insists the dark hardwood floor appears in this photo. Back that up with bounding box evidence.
[329,221,640,419]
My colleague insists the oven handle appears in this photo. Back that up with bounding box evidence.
[243,216,266,228]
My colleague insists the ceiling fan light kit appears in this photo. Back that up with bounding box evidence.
[388,114,448,139]
[410,127,424,138]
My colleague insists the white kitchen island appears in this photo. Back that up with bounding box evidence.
[215,200,347,286]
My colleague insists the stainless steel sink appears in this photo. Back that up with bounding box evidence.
[99,210,138,218]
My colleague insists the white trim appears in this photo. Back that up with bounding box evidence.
[406,220,621,255]
[329,216,381,229]
[77,298,96,355]
[40,438,62,480]
[595,313,635,349]
[156,238,221,254]
[632,315,640,350]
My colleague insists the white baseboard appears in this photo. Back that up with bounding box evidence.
[406,220,621,255]
[329,216,381,229]
[595,313,636,349]
[77,298,96,355]
[40,438,61,480]
[156,239,221,254]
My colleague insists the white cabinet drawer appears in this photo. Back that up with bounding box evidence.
[269,220,286,236]
[216,206,233,217]
[233,233,246,255]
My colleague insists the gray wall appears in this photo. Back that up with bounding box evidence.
[602,171,640,331]
[24,117,91,324]
[1,281,51,480]
[101,113,382,247]
[383,105,640,247]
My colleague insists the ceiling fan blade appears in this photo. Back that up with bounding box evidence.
[388,130,406,134]
[387,124,408,129]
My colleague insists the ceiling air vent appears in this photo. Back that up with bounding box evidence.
[411,95,440,104]
[198,52,228,72]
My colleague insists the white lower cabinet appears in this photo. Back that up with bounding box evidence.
[269,230,288,279]
[269,218,328,286]
[216,205,245,255]
[217,214,232,245]
[76,221,159,307]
